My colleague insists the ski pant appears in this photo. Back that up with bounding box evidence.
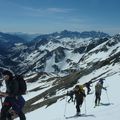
[76,99,83,113]
[95,92,101,105]
[0,96,26,120]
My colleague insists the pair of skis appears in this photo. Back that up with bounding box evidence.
[94,103,113,108]
[65,114,95,119]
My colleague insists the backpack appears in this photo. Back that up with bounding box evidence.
[15,75,27,95]
[79,85,84,93]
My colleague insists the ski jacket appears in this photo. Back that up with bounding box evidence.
[95,82,105,94]
[5,78,19,96]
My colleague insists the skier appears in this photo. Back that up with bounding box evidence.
[0,70,26,120]
[84,81,92,94]
[99,78,104,86]
[73,85,86,115]
[66,90,74,103]
[95,81,106,107]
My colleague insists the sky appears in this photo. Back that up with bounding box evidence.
[0,0,120,35]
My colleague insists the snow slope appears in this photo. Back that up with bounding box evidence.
[15,63,120,120]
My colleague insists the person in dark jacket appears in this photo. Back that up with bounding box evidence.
[73,85,86,115]
[67,90,74,103]
[84,81,92,94]
[0,70,26,120]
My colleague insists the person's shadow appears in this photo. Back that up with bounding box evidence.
[100,102,114,106]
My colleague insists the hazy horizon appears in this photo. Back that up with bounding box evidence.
[0,0,120,35]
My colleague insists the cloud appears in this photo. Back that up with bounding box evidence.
[47,8,73,13]
[22,6,74,16]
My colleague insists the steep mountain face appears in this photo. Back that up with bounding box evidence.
[17,38,109,74]
[78,34,120,70]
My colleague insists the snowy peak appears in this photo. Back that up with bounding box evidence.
[79,34,120,70]
[33,30,110,42]
[59,30,110,39]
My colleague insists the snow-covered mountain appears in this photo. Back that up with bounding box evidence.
[1,30,120,120]
[0,30,110,75]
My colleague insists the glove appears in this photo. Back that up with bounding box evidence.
[104,87,107,91]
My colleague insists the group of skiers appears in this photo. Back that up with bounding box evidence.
[66,78,107,116]
[0,70,26,120]
[0,69,107,119]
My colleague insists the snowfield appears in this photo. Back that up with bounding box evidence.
[15,63,120,120]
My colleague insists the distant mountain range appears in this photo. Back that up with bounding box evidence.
[10,32,40,41]
[0,30,111,74]
[33,30,110,41]
[0,32,26,55]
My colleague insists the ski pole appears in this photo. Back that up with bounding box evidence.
[0,97,2,107]
[0,87,3,107]
[105,80,110,104]
[64,96,68,117]
[92,92,95,107]
[105,90,110,104]
[84,98,87,115]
